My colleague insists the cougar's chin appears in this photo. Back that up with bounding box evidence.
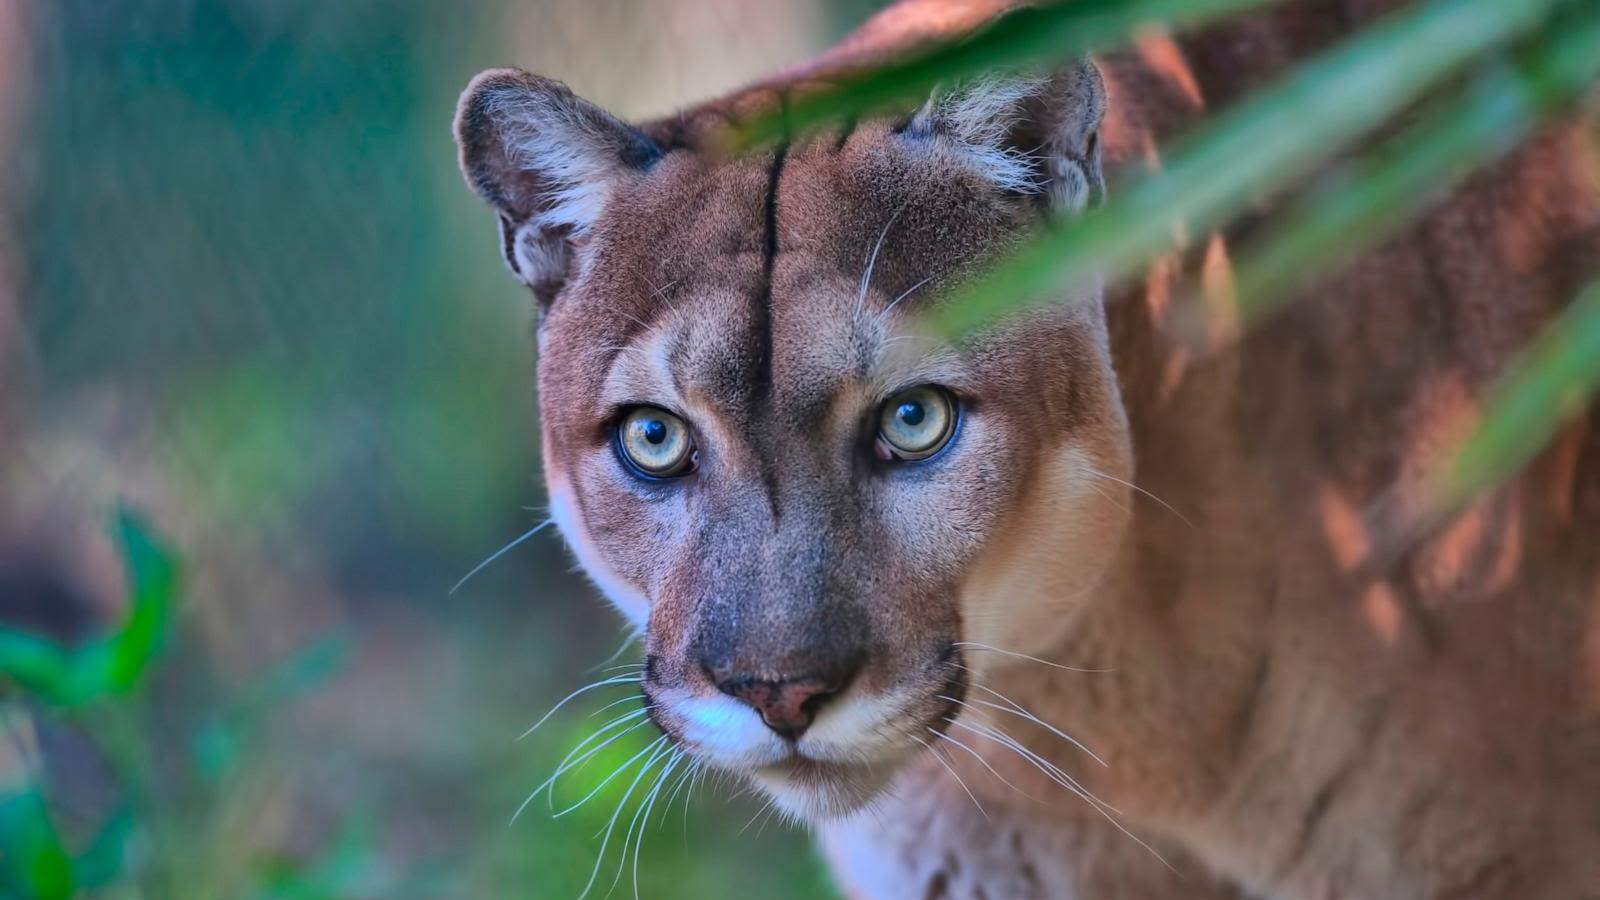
[746,678,967,821]
[751,757,901,820]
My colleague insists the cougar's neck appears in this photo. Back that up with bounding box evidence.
[975,293,1277,827]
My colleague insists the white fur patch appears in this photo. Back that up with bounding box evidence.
[910,65,1105,211]
[486,89,622,235]
[800,688,919,765]
[669,692,790,770]
[547,478,649,627]
[922,74,1051,194]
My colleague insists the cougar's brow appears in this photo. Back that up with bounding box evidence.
[600,323,683,412]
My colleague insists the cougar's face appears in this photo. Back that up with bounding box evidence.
[457,66,1131,819]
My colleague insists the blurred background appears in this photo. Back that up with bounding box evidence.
[0,1,886,896]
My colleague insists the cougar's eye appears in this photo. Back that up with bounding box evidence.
[616,407,695,478]
[877,385,956,461]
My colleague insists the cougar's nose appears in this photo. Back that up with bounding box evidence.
[712,667,855,740]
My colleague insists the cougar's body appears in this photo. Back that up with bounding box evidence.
[454,1,1600,897]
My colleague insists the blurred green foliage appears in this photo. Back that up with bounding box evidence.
[0,514,837,898]
[0,511,173,709]
[0,512,174,898]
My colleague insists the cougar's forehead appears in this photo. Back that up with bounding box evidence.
[537,123,1036,443]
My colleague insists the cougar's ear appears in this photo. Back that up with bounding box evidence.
[454,68,662,303]
[910,57,1106,213]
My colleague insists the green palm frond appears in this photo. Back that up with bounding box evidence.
[738,0,1600,535]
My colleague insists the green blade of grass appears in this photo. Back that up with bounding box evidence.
[104,509,178,690]
[0,631,75,705]
[0,791,74,900]
[71,807,133,890]
[732,0,1277,150]
[194,632,351,781]
[1210,9,1600,331]
[1431,280,1600,513]
[0,510,178,708]
[68,509,178,702]
[929,0,1576,338]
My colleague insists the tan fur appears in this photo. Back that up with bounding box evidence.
[454,1,1600,897]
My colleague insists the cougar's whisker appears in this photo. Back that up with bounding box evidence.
[952,641,1113,673]
[928,727,1033,801]
[944,712,1110,815]
[739,795,779,837]
[949,665,1112,765]
[1085,479,1134,517]
[855,203,907,317]
[965,718,1175,871]
[723,780,758,805]
[535,711,654,815]
[875,274,936,325]
[577,736,672,900]
[587,629,643,673]
[912,733,989,821]
[450,517,556,595]
[959,692,1108,767]
[638,752,686,891]
[661,758,699,828]
[754,796,785,838]
[1085,467,1196,529]
[609,307,657,334]
[616,748,681,900]
[557,733,667,820]
[946,714,1170,869]
[664,762,701,853]
[513,708,650,821]
[587,693,646,719]
[683,763,710,835]
[519,672,643,739]
[648,276,683,312]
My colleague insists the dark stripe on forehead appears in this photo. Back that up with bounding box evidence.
[753,142,787,396]
[750,139,788,519]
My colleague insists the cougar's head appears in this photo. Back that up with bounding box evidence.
[455,61,1131,819]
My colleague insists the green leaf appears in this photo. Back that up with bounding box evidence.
[928,0,1577,338]
[238,632,351,710]
[0,790,74,900]
[67,509,178,700]
[0,632,75,706]
[0,509,178,708]
[732,0,1276,150]
[103,508,179,691]
[1432,280,1600,512]
[1206,8,1600,333]
[195,632,352,780]
[71,808,134,890]
[252,815,381,900]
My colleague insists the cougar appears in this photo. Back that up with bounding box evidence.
[452,0,1600,896]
